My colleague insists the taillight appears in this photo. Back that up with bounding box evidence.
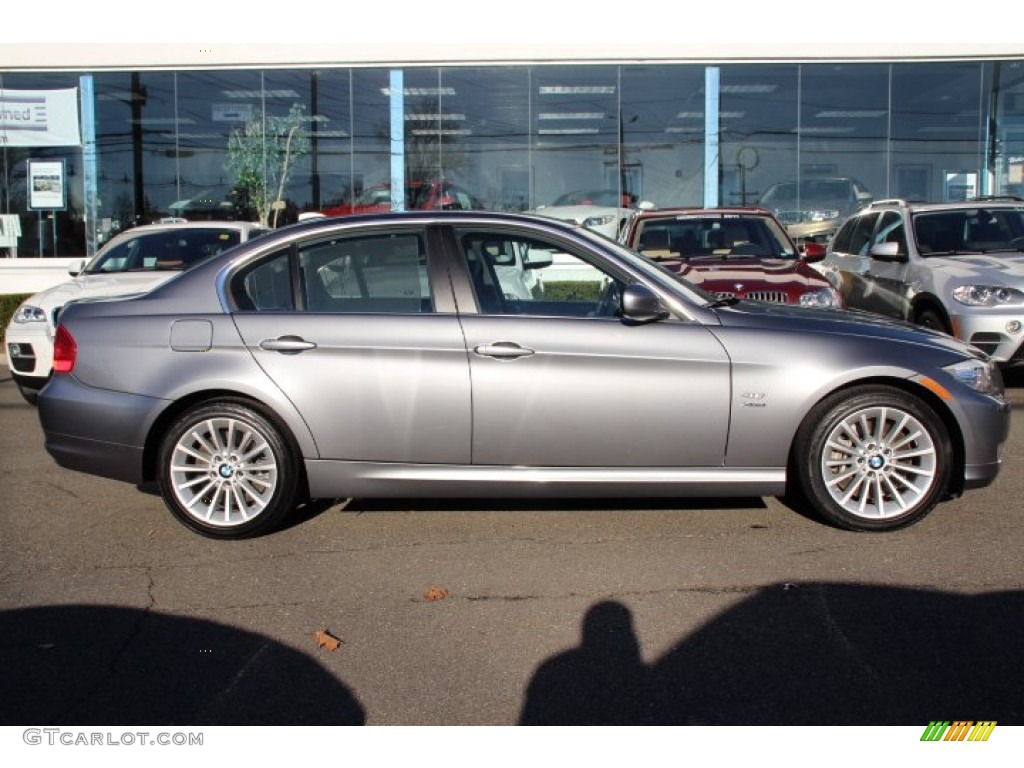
[52,324,77,374]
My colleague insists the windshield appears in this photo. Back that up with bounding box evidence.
[761,180,856,206]
[85,228,246,274]
[913,207,1024,256]
[552,189,627,207]
[631,214,797,259]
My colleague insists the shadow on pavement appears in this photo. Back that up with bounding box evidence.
[0,605,365,725]
[520,584,1024,725]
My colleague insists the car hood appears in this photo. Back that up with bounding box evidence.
[531,204,628,222]
[923,252,1024,282]
[665,257,828,288]
[21,272,178,316]
[714,300,984,359]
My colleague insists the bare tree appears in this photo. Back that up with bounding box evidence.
[226,104,310,227]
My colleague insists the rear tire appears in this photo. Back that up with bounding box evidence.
[793,385,951,531]
[157,400,300,539]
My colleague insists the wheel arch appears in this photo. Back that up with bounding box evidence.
[141,389,311,499]
[785,375,966,498]
[910,294,954,333]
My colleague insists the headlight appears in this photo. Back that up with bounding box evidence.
[952,284,1024,307]
[943,358,1002,395]
[798,286,842,308]
[12,305,47,324]
[582,214,616,228]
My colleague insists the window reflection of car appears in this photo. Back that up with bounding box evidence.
[322,181,485,216]
[759,178,873,244]
[530,188,638,239]
[621,207,841,308]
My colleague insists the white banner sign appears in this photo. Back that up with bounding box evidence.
[0,88,81,147]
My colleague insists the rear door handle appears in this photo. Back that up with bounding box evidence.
[260,335,317,354]
[473,341,535,359]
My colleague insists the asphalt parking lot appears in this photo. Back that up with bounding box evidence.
[1,363,1023,726]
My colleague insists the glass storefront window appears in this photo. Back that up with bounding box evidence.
[4,58,1024,259]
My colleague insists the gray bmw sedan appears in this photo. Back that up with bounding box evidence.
[37,212,1010,538]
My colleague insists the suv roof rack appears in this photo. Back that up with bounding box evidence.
[866,198,908,208]
[968,195,1024,202]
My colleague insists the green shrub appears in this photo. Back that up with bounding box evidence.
[541,280,604,302]
[0,294,31,334]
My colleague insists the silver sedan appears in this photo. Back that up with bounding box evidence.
[37,212,1010,538]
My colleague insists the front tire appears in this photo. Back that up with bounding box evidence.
[915,307,952,335]
[157,400,300,539]
[794,386,951,531]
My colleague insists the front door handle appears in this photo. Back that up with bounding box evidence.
[260,335,317,354]
[473,341,535,359]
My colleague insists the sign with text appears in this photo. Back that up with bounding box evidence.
[0,88,81,147]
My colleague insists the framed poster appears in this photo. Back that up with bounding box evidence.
[27,159,67,211]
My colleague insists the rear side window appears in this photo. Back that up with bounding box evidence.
[844,213,880,257]
[830,218,857,253]
[299,232,432,314]
[233,250,294,311]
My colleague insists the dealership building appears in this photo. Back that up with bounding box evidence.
[2,41,1024,258]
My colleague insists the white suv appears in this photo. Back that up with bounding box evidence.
[818,197,1024,364]
[5,221,267,404]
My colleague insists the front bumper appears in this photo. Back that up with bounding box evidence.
[5,322,53,379]
[950,310,1024,364]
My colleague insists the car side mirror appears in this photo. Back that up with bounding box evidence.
[621,283,669,323]
[68,259,86,276]
[869,241,907,263]
[801,242,827,262]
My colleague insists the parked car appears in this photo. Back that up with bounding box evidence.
[531,189,637,239]
[322,180,485,216]
[759,177,873,244]
[621,207,841,308]
[36,211,1008,539]
[5,221,267,404]
[818,197,1024,365]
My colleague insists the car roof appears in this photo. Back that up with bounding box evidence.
[121,221,265,234]
[633,207,777,218]
[864,197,1024,213]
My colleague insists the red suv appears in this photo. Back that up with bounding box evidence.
[323,180,485,216]
[621,207,841,308]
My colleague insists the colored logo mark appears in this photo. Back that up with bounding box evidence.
[920,721,996,742]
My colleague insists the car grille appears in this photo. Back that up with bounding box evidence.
[716,290,789,304]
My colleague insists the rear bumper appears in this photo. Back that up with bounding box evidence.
[38,374,166,485]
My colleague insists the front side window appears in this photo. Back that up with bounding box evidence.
[458,229,624,317]
[871,210,907,254]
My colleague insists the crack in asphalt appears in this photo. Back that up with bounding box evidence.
[48,567,157,724]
